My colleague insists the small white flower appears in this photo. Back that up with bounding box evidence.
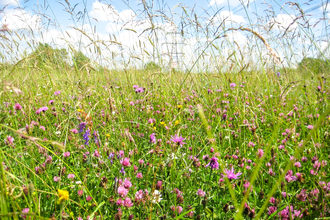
[151,190,162,203]
[55,131,61,135]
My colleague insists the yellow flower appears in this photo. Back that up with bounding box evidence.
[177,105,182,109]
[106,133,110,137]
[174,120,180,126]
[153,127,156,130]
[160,121,165,125]
[77,109,84,112]
[58,189,69,204]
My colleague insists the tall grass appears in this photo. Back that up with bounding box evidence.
[0,0,330,219]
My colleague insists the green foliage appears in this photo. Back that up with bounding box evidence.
[298,57,330,75]
[72,51,91,70]
[144,61,160,70]
[29,43,69,69]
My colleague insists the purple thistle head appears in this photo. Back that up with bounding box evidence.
[206,157,219,170]
[83,129,90,146]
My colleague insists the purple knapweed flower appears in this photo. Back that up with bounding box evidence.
[54,91,61,96]
[135,87,144,93]
[36,107,48,114]
[170,134,186,147]
[206,157,219,170]
[224,167,242,180]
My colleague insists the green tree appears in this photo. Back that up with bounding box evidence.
[30,43,68,69]
[144,61,160,71]
[298,57,330,75]
[72,51,91,70]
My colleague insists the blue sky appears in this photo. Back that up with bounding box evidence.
[0,0,329,69]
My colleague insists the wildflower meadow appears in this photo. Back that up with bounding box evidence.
[0,0,330,219]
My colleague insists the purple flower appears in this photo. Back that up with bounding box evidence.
[276,72,280,78]
[78,122,87,133]
[170,134,186,147]
[268,206,277,215]
[197,189,206,197]
[93,130,98,143]
[14,103,22,110]
[21,208,29,219]
[67,174,75,179]
[285,170,297,182]
[120,167,125,175]
[54,91,61,96]
[36,107,48,114]
[71,128,78,134]
[150,133,156,144]
[230,83,236,88]
[224,167,242,180]
[83,129,90,146]
[206,157,219,170]
[135,87,144,93]
[257,149,264,158]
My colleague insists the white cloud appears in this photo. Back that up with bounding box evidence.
[0,0,19,6]
[269,14,297,32]
[210,11,246,24]
[225,30,247,45]
[210,0,255,7]
[0,9,41,30]
[90,1,136,22]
